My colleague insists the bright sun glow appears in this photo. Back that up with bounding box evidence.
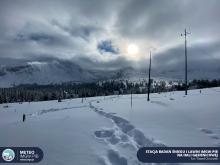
[127,44,139,55]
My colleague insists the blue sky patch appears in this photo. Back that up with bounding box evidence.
[97,40,119,54]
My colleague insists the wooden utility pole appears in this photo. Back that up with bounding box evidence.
[147,51,152,101]
[181,29,190,95]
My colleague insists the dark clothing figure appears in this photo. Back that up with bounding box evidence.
[23,114,26,122]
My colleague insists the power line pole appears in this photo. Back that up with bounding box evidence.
[147,51,152,101]
[181,28,190,95]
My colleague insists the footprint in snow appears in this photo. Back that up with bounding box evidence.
[107,149,128,165]
[151,100,169,107]
[209,134,219,140]
[200,128,213,134]
[94,129,127,145]
[199,128,220,140]
[94,130,114,138]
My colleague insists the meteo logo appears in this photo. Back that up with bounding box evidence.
[2,148,15,162]
[20,150,35,155]
[0,147,43,163]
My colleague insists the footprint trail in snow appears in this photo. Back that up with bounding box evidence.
[89,99,168,165]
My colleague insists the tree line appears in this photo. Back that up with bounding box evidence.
[1,79,220,104]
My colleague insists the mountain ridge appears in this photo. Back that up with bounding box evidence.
[0,59,220,87]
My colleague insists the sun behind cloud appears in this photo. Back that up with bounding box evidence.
[127,44,139,55]
[126,43,140,61]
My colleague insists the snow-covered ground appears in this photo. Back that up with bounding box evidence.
[1,87,220,165]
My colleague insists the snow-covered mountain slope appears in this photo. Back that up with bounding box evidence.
[0,87,220,165]
[0,60,102,87]
[0,58,220,87]
[0,60,133,87]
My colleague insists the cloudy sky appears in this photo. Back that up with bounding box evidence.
[0,0,220,73]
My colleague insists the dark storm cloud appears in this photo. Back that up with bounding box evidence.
[116,0,220,42]
[15,33,64,45]
[153,40,220,74]
[0,0,219,74]
[51,20,103,41]
[116,0,183,40]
